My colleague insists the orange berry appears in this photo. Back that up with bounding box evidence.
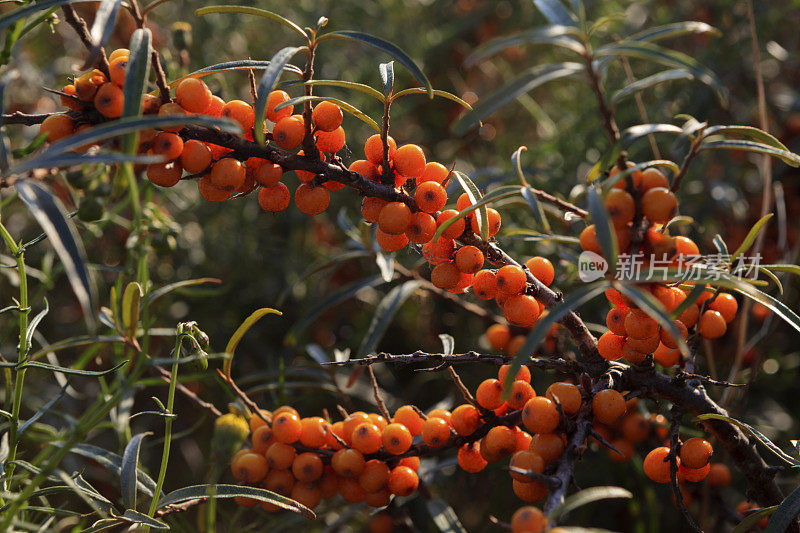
[643,446,674,483]
[339,477,366,502]
[698,310,727,339]
[427,409,451,424]
[472,270,498,300]
[176,78,212,113]
[298,417,329,448]
[222,100,255,132]
[708,463,731,487]
[660,320,688,349]
[316,126,345,153]
[605,188,635,228]
[673,235,700,257]
[525,257,554,286]
[265,441,296,470]
[359,459,390,492]
[94,83,124,118]
[294,183,329,215]
[504,294,540,327]
[486,324,511,351]
[529,432,564,463]
[421,417,450,447]
[654,343,681,366]
[253,162,284,187]
[624,309,658,339]
[381,423,412,454]
[312,100,343,132]
[579,225,602,255]
[509,450,544,482]
[249,409,271,433]
[146,162,182,187]
[620,413,650,443]
[108,56,128,87]
[376,228,408,252]
[605,288,629,306]
[406,211,437,244]
[60,84,84,111]
[75,69,106,101]
[331,448,365,478]
[483,425,517,458]
[513,478,547,502]
[545,382,581,417]
[290,482,321,510]
[608,438,635,463]
[231,452,268,483]
[151,131,184,161]
[436,209,466,240]
[198,176,229,201]
[399,456,420,471]
[388,465,418,496]
[451,404,481,436]
[350,422,382,455]
[709,293,738,322]
[606,306,629,335]
[496,265,527,295]
[292,452,323,483]
[609,161,643,188]
[273,115,305,149]
[258,183,291,212]
[472,207,501,236]
[350,159,380,183]
[209,158,246,190]
[625,332,660,355]
[179,140,212,174]
[642,187,678,224]
[458,442,488,472]
[592,389,626,425]
[422,238,454,265]
[641,167,669,191]
[266,90,293,122]
[476,378,504,410]
[393,144,426,177]
[679,462,710,483]
[417,161,450,184]
[415,181,448,213]
[680,437,713,470]
[361,196,388,223]
[364,134,396,165]
[515,427,533,451]
[597,331,625,361]
[108,48,130,61]
[508,381,536,410]
[511,506,547,533]
[522,397,560,434]
[251,425,274,454]
[40,114,75,142]
[455,245,484,274]
[431,261,462,290]
[378,202,412,235]
[272,411,302,443]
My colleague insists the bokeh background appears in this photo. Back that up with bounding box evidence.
[2,0,800,531]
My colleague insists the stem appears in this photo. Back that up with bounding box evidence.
[380,96,393,185]
[300,42,319,159]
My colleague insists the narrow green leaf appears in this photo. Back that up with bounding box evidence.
[66,444,161,498]
[532,0,578,27]
[83,0,122,69]
[295,79,385,102]
[733,507,778,533]
[764,490,800,533]
[0,0,96,31]
[379,61,394,96]
[763,264,800,277]
[731,214,773,262]
[587,186,617,274]
[275,95,379,132]
[317,31,432,97]
[504,229,580,244]
[27,335,124,361]
[254,47,303,144]
[357,281,420,358]
[588,128,683,182]
[611,69,694,104]
[15,181,96,330]
[147,278,222,305]
[512,146,529,186]
[697,413,800,467]
[454,171,488,240]
[699,140,800,167]
[120,432,151,510]
[615,283,690,356]
[547,486,633,520]
[520,187,551,233]
[501,282,608,393]
[391,88,474,112]
[194,6,308,41]
[18,384,66,437]
[224,308,282,377]
[119,510,168,529]
[465,25,585,66]
[451,62,584,135]
[157,484,315,518]
[120,28,152,160]
[121,282,143,340]
[668,283,707,320]
[432,185,522,241]
[758,267,784,295]
[629,21,720,42]
[24,298,49,350]
[15,360,127,376]
[703,125,790,152]
[170,60,303,88]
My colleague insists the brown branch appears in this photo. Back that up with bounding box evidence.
[524,185,588,218]
[153,366,222,417]
[582,52,619,143]
[367,365,391,420]
[301,45,319,158]
[61,6,110,78]
[448,366,478,407]
[151,51,171,104]
[668,405,702,532]
[0,112,53,126]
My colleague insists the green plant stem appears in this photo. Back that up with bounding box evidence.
[144,330,184,529]
[0,219,30,491]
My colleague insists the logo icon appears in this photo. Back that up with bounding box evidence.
[578,251,608,282]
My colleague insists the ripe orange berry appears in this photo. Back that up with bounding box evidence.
[504,294,540,327]
[421,417,450,447]
[273,115,305,149]
[525,257,554,286]
[606,306,629,336]
[381,423,412,455]
[251,425,274,454]
[40,114,75,142]
[449,271,474,294]
[75,69,106,101]
[176,78,212,113]
[625,332,660,355]
[605,188,636,228]
[272,411,302,443]
[178,140,212,174]
[393,144,426,177]
[258,183,291,212]
[298,417,328,448]
[698,310,727,339]
[332,448,365,478]
[472,207,502,236]
[709,293,738,322]
[608,438,634,463]
[680,437,713,469]
[511,506,547,533]
[376,228,409,252]
[388,465,418,496]
[592,389,626,425]
[198,176,229,201]
[609,160,643,188]
[311,100,344,132]
[378,202,412,235]
[642,187,678,224]
[147,162,182,187]
[641,167,669,191]
[294,183,330,215]
[222,100,255,132]
[515,427,533,451]
[579,224,602,255]
[597,331,625,361]
[529,432,564,463]
[350,422,382,454]
[485,325,510,353]
[473,270,498,300]
[249,408,271,433]
[361,196,388,223]
[339,478,367,502]
[654,343,681,366]
[350,159,381,183]
[359,459,390,492]
[290,482,321,510]
[458,442,488,472]
[708,463,731,487]
[455,245,484,274]
[624,310,658,339]
[292,452,323,483]
[522,397,560,434]
[643,446,674,483]
[406,211,437,244]
[60,84,84,111]
[391,407,424,437]
[660,319,688,349]
[620,413,650,443]
[508,381,536,410]
[316,126,346,153]
[415,181,448,213]
[513,478,547,503]
[422,238,454,265]
[679,462,711,483]
[364,134,396,165]
[483,425,517,458]
[509,450,544,482]
[431,261,461,290]
[108,56,128,86]
[436,209,466,240]
[151,131,184,161]
[496,265,527,295]
[231,452,268,483]
[476,378,504,410]
[253,162,283,187]
[673,235,700,258]
[266,90,293,122]
[451,404,481,436]
[209,158,246,190]
[94,83,124,118]
[108,48,130,61]
[417,161,450,184]
[545,382,581,417]
[427,409,451,424]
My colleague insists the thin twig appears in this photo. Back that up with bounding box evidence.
[367,365,391,420]
[61,6,110,78]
